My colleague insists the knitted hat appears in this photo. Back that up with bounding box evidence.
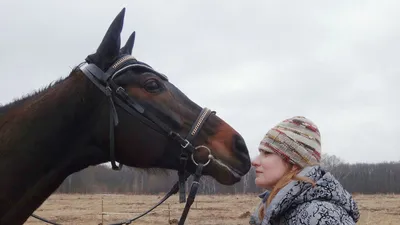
[258,116,321,168]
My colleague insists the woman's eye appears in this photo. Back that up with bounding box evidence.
[260,150,271,156]
[144,79,160,93]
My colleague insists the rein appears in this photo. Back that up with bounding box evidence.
[30,55,215,225]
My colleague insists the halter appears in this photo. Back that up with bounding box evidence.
[30,55,215,225]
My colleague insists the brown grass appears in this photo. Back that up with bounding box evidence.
[24,193,400,225]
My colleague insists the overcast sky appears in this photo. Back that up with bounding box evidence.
[1,1,399,164]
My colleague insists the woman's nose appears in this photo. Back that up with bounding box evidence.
[251,155,260,167]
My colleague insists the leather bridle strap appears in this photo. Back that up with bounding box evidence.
[178,163,204,225]
[174,107,214,203]
[30,214,61,225]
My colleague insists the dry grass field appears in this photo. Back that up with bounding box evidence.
[24,193,400,225]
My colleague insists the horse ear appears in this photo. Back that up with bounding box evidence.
[86,8,126,70]
[120,31,135,55]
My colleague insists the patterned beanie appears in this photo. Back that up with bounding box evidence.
[258,116,321,168]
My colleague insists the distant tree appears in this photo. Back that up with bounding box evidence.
[320,153,345,170]
[55,158,400,195]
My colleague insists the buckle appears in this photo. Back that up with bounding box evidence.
[105,86,112,96]
[181,139,190,148]
[116,86,125,94]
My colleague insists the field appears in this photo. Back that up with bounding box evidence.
[25,193,400,225]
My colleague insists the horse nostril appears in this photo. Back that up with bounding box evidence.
[234,134,249,154]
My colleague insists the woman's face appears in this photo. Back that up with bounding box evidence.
[251,149,290,190]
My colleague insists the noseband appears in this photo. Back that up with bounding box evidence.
[30,55,215,225]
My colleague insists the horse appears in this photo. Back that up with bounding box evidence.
[0,8,251,225]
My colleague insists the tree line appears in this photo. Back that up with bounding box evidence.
[56,154,400,194]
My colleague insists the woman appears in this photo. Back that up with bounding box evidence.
[249,116,359,225]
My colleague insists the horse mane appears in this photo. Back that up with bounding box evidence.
[0,64,85,115]
[0,79,65,113]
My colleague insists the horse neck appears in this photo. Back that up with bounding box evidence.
[0,71,108,224]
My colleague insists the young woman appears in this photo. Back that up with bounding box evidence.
[249,116,359,225]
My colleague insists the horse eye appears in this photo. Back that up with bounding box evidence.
[143,79,160,93]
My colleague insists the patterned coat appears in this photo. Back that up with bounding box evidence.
[249,166,360,225]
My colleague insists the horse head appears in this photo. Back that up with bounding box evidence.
[82,8,251,185]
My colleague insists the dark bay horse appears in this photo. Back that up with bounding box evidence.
[0,8,251,225]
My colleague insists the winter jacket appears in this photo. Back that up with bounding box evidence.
[249,165,360,225]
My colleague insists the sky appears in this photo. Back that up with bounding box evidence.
[0,1,399,164]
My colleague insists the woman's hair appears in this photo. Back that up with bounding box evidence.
[258,163,316,221]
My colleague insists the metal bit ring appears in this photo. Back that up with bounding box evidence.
[191,145,213,167]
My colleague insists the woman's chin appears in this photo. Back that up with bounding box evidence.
[255,179,273,190]
[254,178,265,188]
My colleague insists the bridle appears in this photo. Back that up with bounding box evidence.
[30,55,216,225]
